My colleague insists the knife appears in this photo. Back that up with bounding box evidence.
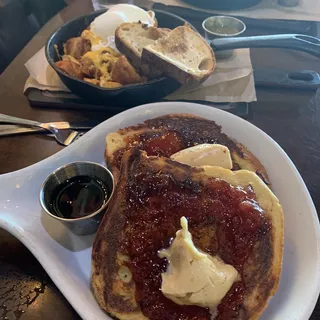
[134,0,312,34]
[0,120,102,137]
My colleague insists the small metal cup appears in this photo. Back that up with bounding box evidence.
[202,16,246,60]
[40,161,114,235]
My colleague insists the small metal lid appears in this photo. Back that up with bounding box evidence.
[202,16,246,37]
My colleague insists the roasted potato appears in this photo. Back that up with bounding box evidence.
[80,49,120,79]
[81,30,103,46]
[55,60,83,79]
[99,76,121,88]
[111,55,142,85]
[57,28,146,88]
[64,37,91,60]
[62,55,80,64]
[80,56,102,79]
[84,78,100,86]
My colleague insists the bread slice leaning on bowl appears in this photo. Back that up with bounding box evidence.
[141,25,216,84]
[115,22,171,78]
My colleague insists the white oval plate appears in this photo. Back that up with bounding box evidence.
[0,102,319,320]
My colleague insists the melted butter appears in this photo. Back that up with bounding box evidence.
[159,217,239,309]
[170,144,233,169]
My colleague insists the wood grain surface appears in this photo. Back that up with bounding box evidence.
[0,0,319,319]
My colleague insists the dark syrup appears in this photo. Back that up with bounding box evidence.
[50,175,109,219]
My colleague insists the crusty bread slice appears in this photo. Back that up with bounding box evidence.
[92,149,284,320]
[142,25,216,84]
[105,114,271,187]
[115,22,170,77]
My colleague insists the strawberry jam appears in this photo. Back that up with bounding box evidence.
[122,169,271,320]
[114,130,182,169]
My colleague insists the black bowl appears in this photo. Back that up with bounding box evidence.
[46,9,193,108]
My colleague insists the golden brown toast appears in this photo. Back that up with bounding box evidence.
[141,25,215,84]
[115,22,171,78]
[105,114,270,186]
[92,149,283,320]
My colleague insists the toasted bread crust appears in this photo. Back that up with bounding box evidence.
[115,34,142,71]
[141,26,215,84]
[141,47,196,84]
[115,22,170,78]
[141,47,215,84]
[92,150,147,320]
[105,114,270,187]
[92,150,283,320]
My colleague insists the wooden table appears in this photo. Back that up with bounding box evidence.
[0,0,319,319]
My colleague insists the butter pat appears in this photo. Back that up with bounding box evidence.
[159,217,239,309]
[170,144,233,169]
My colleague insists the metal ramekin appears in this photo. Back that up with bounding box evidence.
[40,161,114,235]
[202,16,246,59]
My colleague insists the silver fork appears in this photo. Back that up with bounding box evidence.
[0,114,83,146]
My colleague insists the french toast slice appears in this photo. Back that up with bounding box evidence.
[105,114,270,185]
[92,149,283,320]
